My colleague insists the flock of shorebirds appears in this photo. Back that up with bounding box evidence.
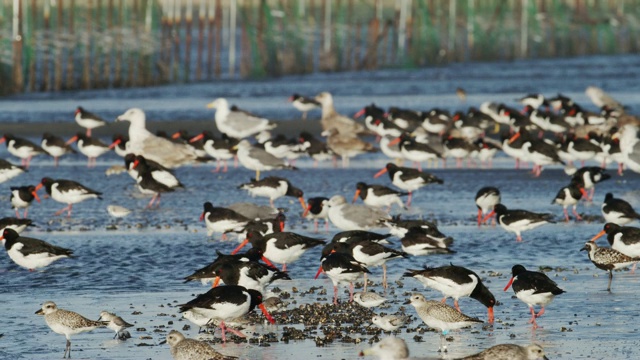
[2,86,640,359]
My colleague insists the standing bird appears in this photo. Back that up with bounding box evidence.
[322,128,377,168]
[1,228,73,271]
[581,242,638,292]
[460,343,548,360]
[374,163,444,207]
[602,192,640,225]
[475,186,501,226]
[41,133,76,167]
[35,301,106,359]
[571,166,610,201]
[405,293,482,352]
[65,132,111,167]
[399,226,454,255]
[370,315,410,332]
[178,285,275,343]
[302,197,330,232]
[504,264,565,329]
[35,177,102,217]
[591,223,640,273]
[552,180,587,222]
[403,265,495,323]
[131,155,175,208]
[238,176,306,210]
[315,91,366,135]
[207,98,277,139]
[289,93,320,120]
[164,330,237,360]
[189,131,238,173]
[326,195,390,231]
[124,153,182,189]
[97,311,134,340]
[0,133,48,168]
[235,140,295,181]
[10,185,40,218]
[315,251,370,305]
[353,182,407,210]
[200,202,251,239]
[74,106,107,136]
[493,204,554,242]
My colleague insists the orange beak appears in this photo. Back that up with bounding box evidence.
[298,197,306,211]
[231,239,249,255]
[34,183,43,192]
[132,159,140,169]
[199,212,205,221]
[302,204,311,218]
[373,167,388,179]
[278,219,285,232]
[0,137,5,144]
[189,133,204,143]
[591,229,606,242]
[31,190,41,203]
[314,264,324,279]
[259,303,276,324]
[388,137,401,146]
[171,132,182,139]
[261,256,275,268]
[65,135,79,145]
[212,276,221,288]
[108,138,121,149]
[508,132,521,144]
[488,307,494,324]
[353,108,365,118]
[352,189,361,203]
[579,188,588,199]
[481,210,495,224]
[503,277,515,291]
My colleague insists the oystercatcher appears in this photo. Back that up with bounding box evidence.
[374,163,443,207]
[298,131,334,167]
[421,108,451,135]
[379,216,445,238]
[208,98,277,139]
[238,176,305,210]
[315,251,370,304]
[35,301,106,359]
[581,242,638,292]
[131,156,175,208]
[386,106,423,130]
[331,230,391,245]
[35,177,102,217]
[190,131,238,172]
[66,132,111,167]
[228,212,286,239]
[403,265,495,323]
[475,186,501,226]
[200,202,251,239]
[205,258,291,293]
[493,204,554,242]
[0,158,25,184]
[551,180,587,222]
[0,134,48,168]
[178,285,275,343]
[503,264,565,329]
[601,193,640,225]
[0,217,34,234]
[183,248,265,285]
[571,166,611,201]
[124,154,182,189]
[302,197,330,232]
[1,228,73,271]
[10,185,40,218]
[591,223,640,273]
[231,230,325,271]
[108,134,130,157]
[289,93,320,120]
[74,106,107,136]
[393,133,442,170]
[400,226,454,255]
[327,195,390,231]
[517,93,548,110]
[405,293,482,352]
[509,129,564,176]
[352,182,407,210]
[41,133,76,167]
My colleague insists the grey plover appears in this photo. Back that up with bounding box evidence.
[371,314,410,332]
[405,293,482,352]
[1,228,73,271]
[36,301,107,358]
[460,343,548,360]
[98,311,134,340]
[353,292,387,308]
[581,242,638,292]
[359,337,409,359]
[165,329,237,360]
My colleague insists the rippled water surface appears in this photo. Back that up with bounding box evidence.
[2,55,640,359]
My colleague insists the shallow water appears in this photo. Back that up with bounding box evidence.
[2,55,640,359]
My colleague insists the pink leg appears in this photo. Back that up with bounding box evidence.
[456,158,462,168]
[223,160,228,172]
[631,262,637,274]
[54,205,72,216]
[454,299,460,312]
[516,234,523,242]
[528,307,538,328]
[333,286,339,305]
[382,263,387,289]
[270,199,275,208]
[515,158,520,169]
[87,128,91,137]
[23,208,28,218]
[441,297,447,303]
[54,157,59,167]
[563,208,570,222]
[363,273,368,292]
[67,204,73,217]
[220,321,227,343]
[477,209,482,227]
[213,160,221,173]
[536,307,545,318]
[406,192,412,207]
[282,263,287,272]
[589,188,595,202]
[572,206,582,221]
[234,155,238,168]
[619,163,624,176]
[223,324,247,338]
[15,209,20,218]
[349,282,355,302]
[325,220,329,232]
[314,220,319,233]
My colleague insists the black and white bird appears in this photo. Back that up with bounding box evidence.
[315,251,370,305]
[131,155,175,208]
[0,158,25,184]
[10,185,40,218]
[571,166,610,201]
[494,204,554,242]
[74,106,107,136]
[124,154,182,189]
[380,216,447,238]
[581,242,638,292]
[189,131,238,172]
[0,134,48,168]
[352,182,407,210]
[404,265,496,323]
[591,223,640,273]
[302,197,330,232]
[475,186,501,226]
[35,177,102,217]
[601,192,640,225]
[289,94,320,120]
[97,311,134,340]
[41,133,76,167]
[374,163,444,207]
[0,217,34,234]
[200,202,251,239]
[65,132,111,167]
[298,131,334,166]
[1,228,73,271]
[178,285,275,343]
[238,176,305,210]
[552,180,587,222]
[400,226,454,255]
[503,264,565,329]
